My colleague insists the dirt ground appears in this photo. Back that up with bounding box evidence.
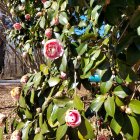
[0,84,20,140]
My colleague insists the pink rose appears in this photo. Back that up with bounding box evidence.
[0,113,7,127]
[45,28,52,39]
[20,75,28,84]
[10,130,21,140]
[60,72,66,79]
[11,87,21,101]
[13,23,22,30]
[44,39,64,60]
[25,14,30,20]
[97,135,108,140]
[51,16,59,26]
[41,0,46,3]
[65,110,81,128]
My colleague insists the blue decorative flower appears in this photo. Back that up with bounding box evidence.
[80,15,88,21]
[74,27,86,35]
[88,74,101,82]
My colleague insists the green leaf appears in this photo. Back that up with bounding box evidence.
[76,43,87,56]
[90,0,95,7]
[115,96,124,107]
[16,122,25,130]
[19,95,26,108]
[34,133,44,140]
[78,117,95,139]
[33,72,42,88]
[113,86,127,98]
[61,1,67,11]
[100,80,113,94]
[39,113,43,127]
[59,49,68,72]
[90,95,106,112]
[25,108,32,119]
[126,45,140,65]
[116,32,135,55]
[56,124,68,140]
[41,121,49,134]
[130,6,140,28]
[57,107,68,125]
[48,77,60,87]
[59,12,68,25]
[105,6,121,25]
[30,89,35,104]
[40,64,49,75]
[127,116,139,140]
[104,96,115,117]
[0,128,3,140]
[73,94,84,110]
[137,26,140,36]
[53,98,73,107]
[129,100,140,114]
[22,121,32,140]
[110,118,121,135]
[40,16,45,28]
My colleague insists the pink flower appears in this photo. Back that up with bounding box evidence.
[0,113,6,127]
[45,28,52,39]
[44,39,64,60]
[51,16,59,26]
[41,0,46,3]
[25,14,30,20]
[60,72,66,79]
[97,135,108,140]
[65,110,81,128]
[13,23,22,30]
[11,87,21,101]
[10,130,21,140]
[20,75,28,84]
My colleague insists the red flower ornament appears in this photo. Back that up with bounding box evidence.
[65,110,81,128]
[44,39,64,60]
[13,23,22,30]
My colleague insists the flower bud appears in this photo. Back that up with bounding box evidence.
[120,106,126,112]
[97,135,108,140]
[45,28,52,39]
[60,72,66,80]
[65,23,71,29]
[20,75,29,84]
[11,87,21,101]
[13,23,22,30]
[0,113,7,127]
[36,108,42,113]
[51,16,59,26]
[25,14,30,21]
[125,107,132,114]
[35,127,41,134]
[10,130,22,140]
[36,12,43,17]
[41,0,46,4]
[77,55,81,61]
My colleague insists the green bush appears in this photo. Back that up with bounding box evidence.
[2,0,140,139]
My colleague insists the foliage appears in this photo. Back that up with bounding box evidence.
[1,0,140,139]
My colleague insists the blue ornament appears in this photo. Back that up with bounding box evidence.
[88,74,101,82]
